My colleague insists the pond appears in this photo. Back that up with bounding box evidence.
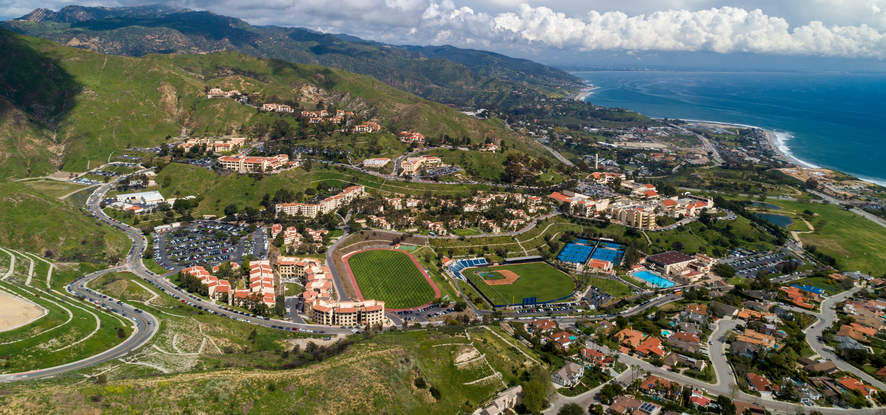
[751,201,783,210]
[755,213,793,228]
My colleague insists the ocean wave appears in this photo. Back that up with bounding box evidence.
[772,130,820,169]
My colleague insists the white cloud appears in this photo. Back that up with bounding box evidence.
[3,0,886,59]
[486,5,886,58]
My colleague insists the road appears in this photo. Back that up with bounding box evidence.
[804,287,886,391]
[809,190,886,229]
[0,266,159,383]
[673,122,724,165]
[84,174,353,335]
[614,295,886,415]
[2,169,360,383]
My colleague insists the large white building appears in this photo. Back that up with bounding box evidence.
[115,191,166,206]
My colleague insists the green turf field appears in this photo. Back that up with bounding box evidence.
[462,262,575,306]
[347,249,437,309]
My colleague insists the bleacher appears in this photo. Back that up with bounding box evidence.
[448,257,489,280]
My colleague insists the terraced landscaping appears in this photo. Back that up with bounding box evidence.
[345,249,439,310]
[0,250,131,373]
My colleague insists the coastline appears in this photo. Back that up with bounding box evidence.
[679,119,813,167]
[672,118,886,187]
[572,82,599,102]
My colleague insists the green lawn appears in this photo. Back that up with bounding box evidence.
[20,179,89,199]
[285,283,304,297]
[347,249,438,309]
[463,262,575,306]
[157,164,492,217]
[452,228,482,236]
[586,277,632,297]
[143,257,168,274]
[769,199,886,274]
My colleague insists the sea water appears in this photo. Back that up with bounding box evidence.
[574,70,886,185]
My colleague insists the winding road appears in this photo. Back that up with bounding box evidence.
[1,170,354,383]
[545,286,886,414]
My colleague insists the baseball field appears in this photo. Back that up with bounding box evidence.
[462,262,575,306]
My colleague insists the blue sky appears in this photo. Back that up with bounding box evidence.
[3,1,886,69]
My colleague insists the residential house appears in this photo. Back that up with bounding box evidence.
[746,373,779,396]
[552,362,584,387]
[581,347,614,367]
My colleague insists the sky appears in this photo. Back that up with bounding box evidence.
[3,0,886,69]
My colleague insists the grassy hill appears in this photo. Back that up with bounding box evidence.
[0,181,130,263]
[0,28,542,179]
[3,5,585,109]
[0,327,544,414]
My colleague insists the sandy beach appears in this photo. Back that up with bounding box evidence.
[572,84,599,102]
[0,289,46,332]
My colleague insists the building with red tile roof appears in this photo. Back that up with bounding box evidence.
[746,373,779,394]
[548,331,575,350]
[527,319,556,334]
[581,347,614,367]
[637,336,667,357]
[837,377,875,397]
[615,328,646,348]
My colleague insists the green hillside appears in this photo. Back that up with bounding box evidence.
[0,181,130,263]
[0,28,541,179]
[3,5,585,109]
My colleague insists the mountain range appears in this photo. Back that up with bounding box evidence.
[3,5,585,109]
[0,27,540,179]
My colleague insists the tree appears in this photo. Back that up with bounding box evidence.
[558,403,584,415]
[428,385,441,400]
[712,263,736,279]
[521,366,549,414]
[414,377,427,389]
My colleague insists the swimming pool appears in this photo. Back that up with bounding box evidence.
[633,270,675,288]
[660,329,673,337]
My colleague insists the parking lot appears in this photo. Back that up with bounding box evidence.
[720,249,803,278]
[154,220,267,269]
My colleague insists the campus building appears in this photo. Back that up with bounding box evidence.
[115,191,166,206]
[353,121,381,133]
[217,154,289,173]
[646,251,695,275]
[362,158,391,168]
[306,299,386,326]
[275,185,364,218]
[610,205,657,229]
[400,156,442,175]
[275,202,320,218]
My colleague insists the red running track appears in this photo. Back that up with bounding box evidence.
[342,248,440,312]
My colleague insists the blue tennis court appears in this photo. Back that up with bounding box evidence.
[633,270,675,288]
[591,247,622,263]
[557,243,593,264]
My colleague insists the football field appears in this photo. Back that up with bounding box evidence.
[345,249,439,310]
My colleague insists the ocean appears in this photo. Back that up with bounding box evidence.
[574,70,886,185]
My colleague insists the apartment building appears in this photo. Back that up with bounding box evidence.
[306,299,386,326]
[217,154,289,173]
